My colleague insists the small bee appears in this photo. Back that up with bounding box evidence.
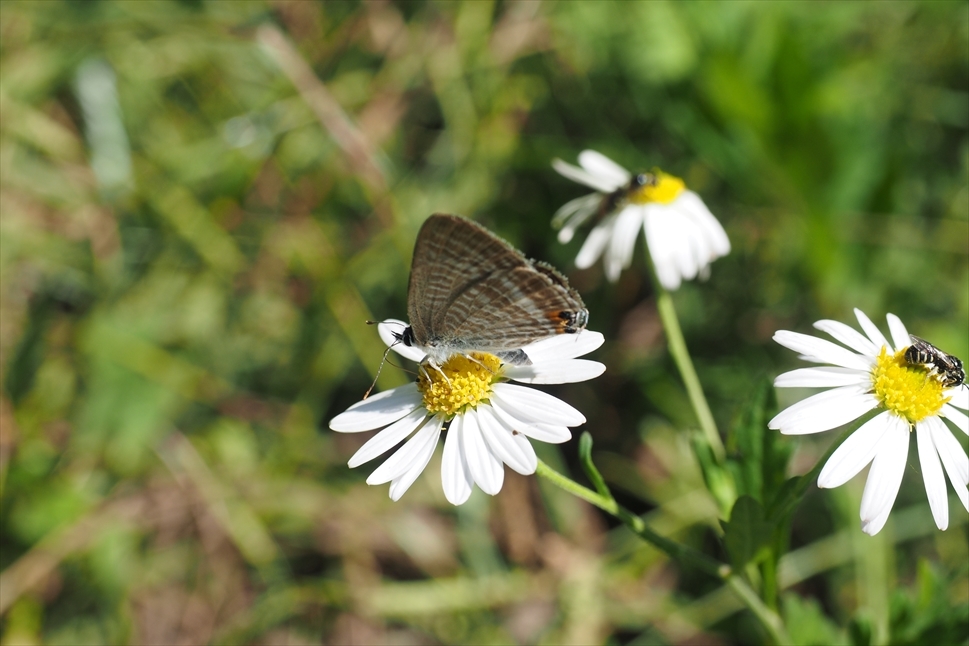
[904,335,966,388]
[597,173,658,219]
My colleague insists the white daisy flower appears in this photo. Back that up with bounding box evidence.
[329,320,605,504]
[551,150,730,289]
[769,309,969,536]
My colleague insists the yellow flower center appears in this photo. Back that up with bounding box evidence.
[871,347,949,425]
[629,170,686,205]
[418,352,502,417]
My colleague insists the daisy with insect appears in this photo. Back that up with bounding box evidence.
[330,214,604,503]
[769,309,968,535]
[552,150,730,289]
[330,320,604,503]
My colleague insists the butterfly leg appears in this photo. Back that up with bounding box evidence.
[420,359,452,386]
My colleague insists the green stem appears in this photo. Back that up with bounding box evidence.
[655,289,725,464]
[536,460,791,645]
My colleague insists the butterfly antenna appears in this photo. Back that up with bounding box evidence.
[363,343,397,400]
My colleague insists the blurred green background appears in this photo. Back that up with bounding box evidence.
[1,1,967,644]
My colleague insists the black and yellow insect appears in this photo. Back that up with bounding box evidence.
[904,335,966,388]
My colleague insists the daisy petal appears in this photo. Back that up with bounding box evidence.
[946,384,969,411]
[916,422,949,530]
[552,158,619,193]
[768,387,878,435]
[677,191,731,256]
[818,411,895,489]
[478,406,537,475]
[859,420,909,536]
[523,331,604,362]
[930,432,969,514]
[773,331,874,371]
[442,418,473,505]
[490,402,573,444]
[512,433,538,468]
[388,422,442,501]
[462,411,504,495]
[505,359,605,384]
[773,367,870,388]
[854,309,890,352]
[555,194,600,242]
[577,150,631,187]
[643,205,684,291]
[491,383,586,426]
[942,404,969,436]
[348,408,429,467]
[927,416,969,488]
[885,313,910,353]
[604,206,644,281]
[575,220,614,270]
[367,418,442,485]
[378,320,427,363]
[812,320,879,356]
[329,384,423,432]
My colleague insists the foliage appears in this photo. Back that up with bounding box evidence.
[1,1,967,644]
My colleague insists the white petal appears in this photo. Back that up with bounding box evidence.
[942,404,969,436]
[603,206,643,281]
[768,387,878,435]
[676,191,730,256]
[523,330,604,362]
[491,383,586,426]
[946,384,969,411]
[555,195,601,244]
[666,207,705,281]
[853,308,890,352]
[348,408,429,467]
[461,411,504,495]
[505,359,605,384]
[552,158,619,193]
[490,401,573,444]
[575,220,614,269]
[818,411,896,489]
[812,320,879,356]
[916,422,949,530]
[512,433,538,469]
[643,206,683,290]
[477,406,537,475]
[366,417,442,485]
[388,421,442,501]
[329,384,423,432]
[377,320,427,362]
[927,416,969,488]
[859,421,909,536]
[929,419,969,514]
[885,313,910,353]
[773,367,870,388]
[577,150,631,187]
[773,330,874,371]
[441,417,473,505]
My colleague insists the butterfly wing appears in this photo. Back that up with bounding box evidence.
[407,214,587,355]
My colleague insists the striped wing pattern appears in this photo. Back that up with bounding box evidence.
[407,214,587,354]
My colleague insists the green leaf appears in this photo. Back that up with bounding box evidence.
[783,593,848,646]
[726,378,789,505]
[721,495,773,570]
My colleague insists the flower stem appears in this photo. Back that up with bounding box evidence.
[654,289,725,464]
[536,460,791,645]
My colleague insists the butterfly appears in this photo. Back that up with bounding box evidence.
[395,214,588,367]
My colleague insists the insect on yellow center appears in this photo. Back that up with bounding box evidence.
[871,346,950,425]
[418,352,503,417]
[629,170,686,205]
